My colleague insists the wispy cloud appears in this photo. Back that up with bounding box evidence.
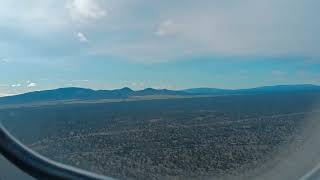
[11,83,22,88]
[0,0,319,63]
[77,32,88,42]
[27,82,37,87]
[155,19,178,37]
[66,0,107,22]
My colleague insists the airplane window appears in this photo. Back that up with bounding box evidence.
[0,1,320,180]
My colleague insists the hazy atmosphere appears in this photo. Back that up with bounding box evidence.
[0,0,319,96]
[1,1,320,179]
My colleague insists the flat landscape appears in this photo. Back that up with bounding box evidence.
[1,91,320,179]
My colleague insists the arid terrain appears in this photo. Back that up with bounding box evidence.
[1,92,320,179]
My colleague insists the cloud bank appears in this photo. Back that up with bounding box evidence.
[0,0,319,63]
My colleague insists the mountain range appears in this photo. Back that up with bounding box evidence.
[0,84,320,105]
[183,84,320,94]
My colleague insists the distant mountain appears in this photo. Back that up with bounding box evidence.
[182,84,320,95]
[0,87,188,105]
[0,84,319,105]
[183,88,233,95]
[238,84,320,93]
[135,88,188,96]
[0,87,96,105]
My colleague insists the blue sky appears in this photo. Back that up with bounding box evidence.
[0,0,319,96]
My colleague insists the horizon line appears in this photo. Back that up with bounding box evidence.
[1,83,319,98]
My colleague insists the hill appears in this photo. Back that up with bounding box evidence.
[0,84,319,105]
[0,87,188,105]
[183,84,320,95]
